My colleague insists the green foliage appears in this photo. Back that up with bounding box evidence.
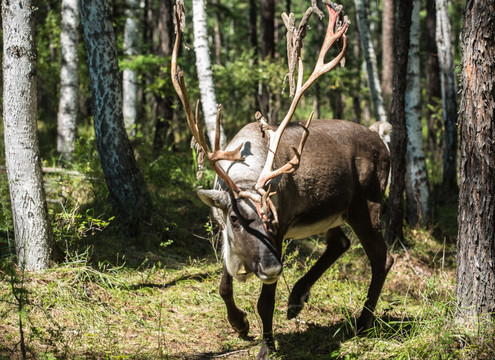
[213,50,285,131]
[119,54,173,99]
[71,129,104,177]
[35,3,62,125]
[420,88,445,188]
[51,207,114,248]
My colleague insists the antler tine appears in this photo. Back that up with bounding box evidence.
[214,105,222,152]
[257,112,314,188]
[171,1,243,197]
[193,100,210,153]
[315,2,349,76]
[255,2,348,192]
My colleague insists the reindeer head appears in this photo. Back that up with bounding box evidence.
[199,186,282,284]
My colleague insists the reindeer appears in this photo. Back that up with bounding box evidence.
[171,1,394,359]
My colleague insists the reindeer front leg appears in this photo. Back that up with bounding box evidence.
[255,282,277,360]
[219,265,250,338]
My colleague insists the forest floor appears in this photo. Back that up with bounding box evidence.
[0,142,493,359]
[1,222,494,360]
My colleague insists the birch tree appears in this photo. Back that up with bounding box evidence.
[354,0,387,123]
[79,0,151,222]
[192,0,226,149]
[122,0,140,138]
[435,0,458,192]
[57,0,80,161]
[2,0,55,270]
[405,0,430,226]
[457,0,495,326]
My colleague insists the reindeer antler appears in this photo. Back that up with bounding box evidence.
[171,0,244,197]
[255,1,349,193]
[171,1,349,233]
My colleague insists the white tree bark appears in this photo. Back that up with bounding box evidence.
[192,0,226,149]
[354,0,387,123]
[2,0,54,270]
[435,0,458,190]
[57,0,80,161]
[123,0,139,138]
[405,0,430,225]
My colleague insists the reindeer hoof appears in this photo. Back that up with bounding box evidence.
[287,304,302,319]
[255,346,270,360]
[236,322,250,339]
[287,290,309,319]
[255,336,276,360]
[355,315,374,336]
[229,311,250,338]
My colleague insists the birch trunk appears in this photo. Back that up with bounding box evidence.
[123,0,140,138]
[192,0,226,149]
[354,0,387,123]
[435,0,458,192]
[2,0,55,270]
[57,0,80,161]
[80,0,150,222]
[405,0,430,226]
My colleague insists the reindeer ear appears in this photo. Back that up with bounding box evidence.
[198,189,230,210]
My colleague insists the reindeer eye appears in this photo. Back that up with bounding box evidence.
[230,215,239,224]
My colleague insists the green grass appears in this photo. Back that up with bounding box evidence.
[1,226,494,360]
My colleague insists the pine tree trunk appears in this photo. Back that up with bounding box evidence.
[123,0,140,139]
[435,0,458,192]
[211,0,222,66]
[249,0,258,55]
[260,0,275,61]
[456,0,495,326]
[2,0,55,270]
[405,0,430,226]
[259,0,276,124]
[79,0,150,222]
[57,0,80,161]
[192,0,226,149]
[385,0,412,246]
[153,0,175,154]
[354,0,388,123]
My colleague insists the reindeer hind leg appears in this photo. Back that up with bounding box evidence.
[347,199,394,333]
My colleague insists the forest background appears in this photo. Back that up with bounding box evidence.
[1,0,494,359]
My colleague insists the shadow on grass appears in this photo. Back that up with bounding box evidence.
[129,270,221,291]
[275,321,350,360]
[172,348,255,360]
[273,314,417,360]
